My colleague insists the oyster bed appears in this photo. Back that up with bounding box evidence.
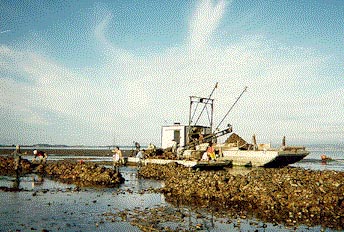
[1,155,343,231]
[0,157,124,187]
[139,163,344,230]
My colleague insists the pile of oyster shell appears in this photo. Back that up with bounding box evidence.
[0,156,33,175]
[0,157,124,187]
[139,163,344,229]
[43,161,124,186]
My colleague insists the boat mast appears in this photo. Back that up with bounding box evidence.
[213,86,247,133]
[187,83,217,146]
[192,82,218,129]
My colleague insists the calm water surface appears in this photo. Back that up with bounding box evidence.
[0,146,343,231]
[0,166,340,231]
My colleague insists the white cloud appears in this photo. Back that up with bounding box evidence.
[188,0,228,50]
[1,0,343,145]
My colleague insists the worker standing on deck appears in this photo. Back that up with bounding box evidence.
[198,133,204,144]
[207,143,216,161]
[171,139,177,155]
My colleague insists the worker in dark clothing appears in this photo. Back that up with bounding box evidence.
[135,142,140,149]
[32,150,48,164]
[132,141,140,156]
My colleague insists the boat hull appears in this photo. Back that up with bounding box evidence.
[127,157,232,170]
[264,150,309,167]
[127,157,197,167]
[192,160,232,170]
[221,148,309,167]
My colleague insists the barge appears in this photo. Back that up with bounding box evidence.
[134,83,310,168]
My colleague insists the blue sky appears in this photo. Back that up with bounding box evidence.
[1,0,343,146]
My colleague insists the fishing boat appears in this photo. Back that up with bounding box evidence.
[217,143,309,168]
[158,83,309,168]
[159,128,309,168]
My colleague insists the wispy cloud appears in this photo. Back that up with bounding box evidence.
[0,29,11,34]
[1,0,343,145]
[188,0,227,50]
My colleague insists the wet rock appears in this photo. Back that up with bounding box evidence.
[43,161,125,187]
[0,156,33,175]
[103,205,211,231]
[0,157,125,187]
[138,164,344,230]
[0,186,23,192]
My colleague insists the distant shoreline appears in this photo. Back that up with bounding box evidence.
[0,145,135,149]
[0,148,133,157]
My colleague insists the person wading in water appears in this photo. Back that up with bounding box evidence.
[112,146,123,173]
[11,145,22,189]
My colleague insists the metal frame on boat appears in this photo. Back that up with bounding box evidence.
[139,83,310,168]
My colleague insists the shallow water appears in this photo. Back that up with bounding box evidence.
[1,146,343,231]
[2,143,344,172]
[0,167,163,232]
[291,150,344,171]
[9,146,344,172]
[0,166,341,231]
